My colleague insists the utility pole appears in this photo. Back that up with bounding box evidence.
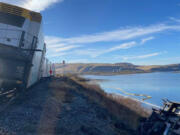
[62,60,65,76]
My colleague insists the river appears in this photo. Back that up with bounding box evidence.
[83,72,180,107]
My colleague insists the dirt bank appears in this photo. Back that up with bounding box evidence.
[0,76,149,135]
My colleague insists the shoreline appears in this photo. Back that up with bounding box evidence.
[81,75,161,110]
[80,71,180,76]
[55,62,180,76]
[74,75,151,113]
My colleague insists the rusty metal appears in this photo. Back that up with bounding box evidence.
[139,99,180,135]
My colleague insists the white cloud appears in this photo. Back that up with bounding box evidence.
[96,41,137,57]
[45,23,178,59]
[122,52,162,60]
[45,23,180,59]
[45,36,63,46]
[140,36,154,44]
[47,52,68,58]
[47,43,66,49]
[73,41,137,58]
[45,36,81,58]
[45,23,180,60]
[46,44,80,58]
[169,17,180,23]
[108,41,136,51]
[46,24,180,46]
[45,36,81,57]
[0,0,64,12]
[54,45,81,52]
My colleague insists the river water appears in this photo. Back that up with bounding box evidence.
[83,72,180,107]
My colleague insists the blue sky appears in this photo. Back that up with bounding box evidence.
[3,0,180,65]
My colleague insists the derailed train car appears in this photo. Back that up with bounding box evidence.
[0,2,55,91]
[139,100,180,135]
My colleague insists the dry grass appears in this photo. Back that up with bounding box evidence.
[44,75,150,132]
[137,65,161,71]
[68,75,150,130]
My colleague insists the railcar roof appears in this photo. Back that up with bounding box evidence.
[0,2,42,23]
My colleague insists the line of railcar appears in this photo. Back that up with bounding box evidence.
[0,2,55,91]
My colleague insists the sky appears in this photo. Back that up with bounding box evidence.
[2,0,180,65]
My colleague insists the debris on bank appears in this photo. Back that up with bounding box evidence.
[139,99,180,135]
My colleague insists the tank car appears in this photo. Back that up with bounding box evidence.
[0,2,54,91]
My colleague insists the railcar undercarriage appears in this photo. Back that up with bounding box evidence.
[139,99,180,135]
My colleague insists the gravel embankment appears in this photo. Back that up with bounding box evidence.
[0,77,140,135]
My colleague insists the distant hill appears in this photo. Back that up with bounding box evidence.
[55,63,180,75]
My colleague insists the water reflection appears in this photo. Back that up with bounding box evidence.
[83,72,180,106]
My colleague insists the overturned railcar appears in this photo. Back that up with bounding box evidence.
[42,58,55,78]
[0,2,54,91]
[139,100,180,135]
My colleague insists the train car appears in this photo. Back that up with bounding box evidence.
[42,58,54,77]
[0,2,54,91]
[52,63,56,76]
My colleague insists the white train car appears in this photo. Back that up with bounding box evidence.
[42,58,55,77]
[0,2,55,91]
